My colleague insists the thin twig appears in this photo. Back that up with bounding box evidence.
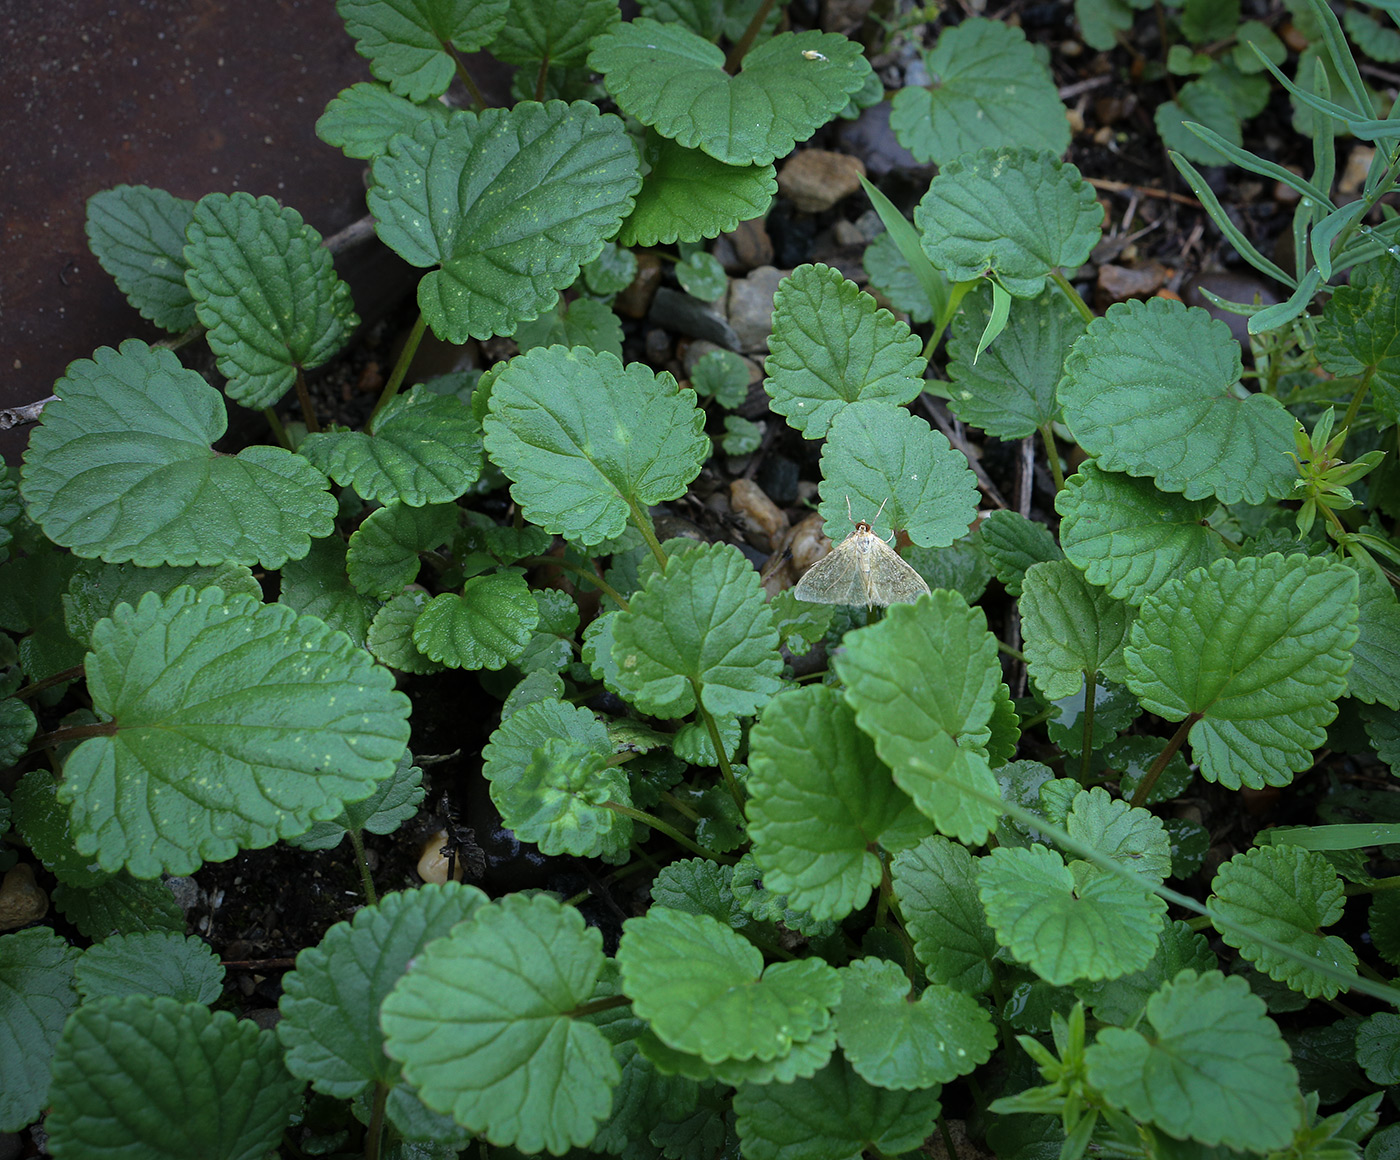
[917,395,1009,509]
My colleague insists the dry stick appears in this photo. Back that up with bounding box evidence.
[916,395,1008,509]
[1086,175,1203,209]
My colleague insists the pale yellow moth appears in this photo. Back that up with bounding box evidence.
[793,499,930,607]
[802,49,828,60]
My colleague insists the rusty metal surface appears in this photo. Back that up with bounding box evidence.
[0,1,384,465]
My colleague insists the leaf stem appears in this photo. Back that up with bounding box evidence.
[293,366,320,434]
[571,993,633,1018]
[346,828,378,907]
[367,312,427,433]
[520,555,630,610]
[629,498,669,571]
[14,665,85,700]
[1128,715,1199,809]
[695,697,742,809]
[28,720,117,755]
[263,405,293,450]
[1038,422,1065,493]
[1077,674,1098,785]
[936,1117,961,1160]
[996,639,1026,663]
[1050,270,1094,325]
[726,0,776,71]
[365,1081,388,1160]
[1339,367,1373,435]
[606,802,736,863]
[445,44,488,111]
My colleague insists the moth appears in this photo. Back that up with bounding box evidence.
[793,499,931,607]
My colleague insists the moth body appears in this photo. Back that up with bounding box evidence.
[793,508,930,608]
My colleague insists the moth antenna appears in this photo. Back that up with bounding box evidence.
[873,497,888,524]
[845,494,855,524]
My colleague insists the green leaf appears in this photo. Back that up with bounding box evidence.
[0,700,37,771]
[815,401,980,548]
[368,103,640,343]
[677,251,727,301]
[1124,554,1359,789]
[1209,844,1359,1000]
[0,928,79,1132]
[61,586,411,877]
[413,572,540,670]
[315,81,451,160]
[1056,461,1223,606]
[1074,920,1217,1024]
[287,750,424,851]
[978,845,1167,984]
[618,130,777,248]
[835,957,995,1090]
[279,882,486,1095]
[1076,0,1135,51]
[1156,76,1247,164]
[278,536,378,646]
[366,591,443,673]
[21,341,336,567]
[482,696,614,837]
[52,873,186,939]
[516,296,624,359]
[486,0,618,68]
[1315,259,1400,423]
[74,932,223,1004]
[300,386,482,506]
[889,19,1069,165]
[692,348,750,409]
[1351,570,1400,709]
[946,285,1084,438]
[85,185,197,332]
[588,22,870,167]
[1059,298,1297,503]
[722,414,762,455]
[1066,786,1171,883]
[65,559,262,646]
[337,0,510,101]
[382,894,618,1153]
[1356,1013,1400,1084]
[13,770,111,887]
[0,545,83,680]
[650,858,744,929]
[836,592,1004,843]
[764,264,927,439]
[617,907,841,1064]
[1345,9,1400,64]
[979,509,1062,597]
[346,501,459,598]
[1020,560,1133,699]
[47,996,302,1159]
[483,345,708,545]
[1084,970,1302,1151]
[733,1052,942,1160]
[747,685,925,921]
[493,738,633,859]
[611,542,782,718]
[915,149,1102,299]
[184,192,358,409]
[892,836,997,994]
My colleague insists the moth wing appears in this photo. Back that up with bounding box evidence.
[793,540,869,605]
[865,538,931,606]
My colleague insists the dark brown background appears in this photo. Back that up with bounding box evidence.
[0,1,375,465]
